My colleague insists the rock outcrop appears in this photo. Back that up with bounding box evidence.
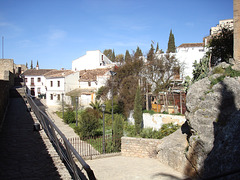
[184,64,240,179]
[156,63,240,179]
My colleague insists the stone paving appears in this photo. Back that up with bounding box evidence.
[0,87,188,180]
[86,156,187,180]
[0,87,68,179]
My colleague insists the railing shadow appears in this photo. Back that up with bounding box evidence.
[0,87,62,179]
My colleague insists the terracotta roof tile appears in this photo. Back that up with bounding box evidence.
[23,69,55,76]
[178,43,203,48]
[44,70,75,78]
[79,68,111,82]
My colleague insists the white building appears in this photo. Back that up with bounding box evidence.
[210,19,234,35]
[66,68,111,107]
[72,50,115,71]
[175,43,206,78]
[44,70,79,107]
[23,69,54,97]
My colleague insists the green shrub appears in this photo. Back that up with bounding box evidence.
[63,108,75,124]
[143,110,155,115]
[159,123,180,138]
[74,108,101,138]
[124,122,136,137]
[212,66,225,74]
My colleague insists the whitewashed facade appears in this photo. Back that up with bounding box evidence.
[72,50,115,71]
[156,43,207,79]
[45,70,79,107]
[23,69,53,97]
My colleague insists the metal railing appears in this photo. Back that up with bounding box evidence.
[67,135,122,158]
[26,93,96,180]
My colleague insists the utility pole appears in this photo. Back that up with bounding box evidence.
[2,36,4,59]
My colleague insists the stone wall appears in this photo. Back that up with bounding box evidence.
[121,137,162,158]
[0,80,10,128]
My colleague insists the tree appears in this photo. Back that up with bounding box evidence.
[115,54,124,64]
[145,54,179,109]
[209,28,233,66]
[167,29,176,53]
[76,108,101,138]
[134,46,143,59]
[125,50,132,63]
[112,49,116,62]
[103,49,113,61]
[155,42,159,53]
[30,60,33,69]
[104,58,144,117]
[147,43,155,61]
[133,86,143,134]
[26,62,28,69]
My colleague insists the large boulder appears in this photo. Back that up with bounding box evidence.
[185,69,240,179]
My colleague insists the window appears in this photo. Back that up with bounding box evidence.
[50,94,53,100]
[31,78,34,85]
[37,88,41,94]
[88,81,91,86]
[58,81,60,87]
[57,94,60,101]
[25,78,28,82]
[37,77,41,82]
[50,81,53,87]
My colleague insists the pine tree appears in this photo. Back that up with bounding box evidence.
[167,29,176,53]
[125,50,131,62]
[26,62,28,69]
[133,86,142,135]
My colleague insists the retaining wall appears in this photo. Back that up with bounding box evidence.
[0,80,10,127]
[121,137,162,158]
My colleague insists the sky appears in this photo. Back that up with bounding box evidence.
[0,0,233,70]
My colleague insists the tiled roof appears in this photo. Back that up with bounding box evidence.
[79,68,111,82]
[178,43,203,48]
[23,69,55,76]
[44,70,75,78]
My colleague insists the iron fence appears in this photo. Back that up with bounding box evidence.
[26,92,96,180]
[67,135,122,158]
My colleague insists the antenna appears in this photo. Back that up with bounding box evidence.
[2,36,4,59]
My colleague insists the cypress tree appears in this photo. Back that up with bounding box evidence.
[147,43,155,61]
[133,86,142,135]
[112,49,116,62]
[125,50,131,62]
[167,29,176,53]
[30,60,33,69]
[134,46,143,59]
[155,42,159,53]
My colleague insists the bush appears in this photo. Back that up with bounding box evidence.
[139,123,180,139]
[63,108,75,124]
[124,122,136,137]
[74,108,101,138]
[143,110,155,115]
